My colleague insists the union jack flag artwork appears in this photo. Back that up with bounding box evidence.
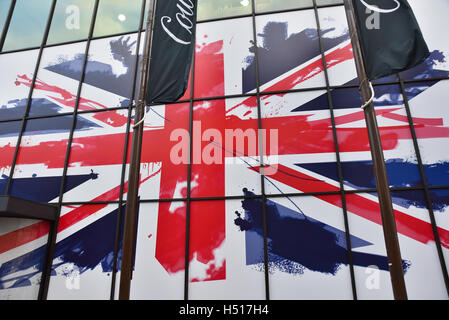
[1,2,449,300]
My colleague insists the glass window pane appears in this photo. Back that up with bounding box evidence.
[194,16,254,99]
[0,120,21,192]
[266,196,353,299]
[331,84,423,191]
[317,6,357,87]
[62,110,128,203]
[316,0,343,6]
[0,0,11,36]
[10,115,73,203]
[255,0,313,13]
[390,190,448,299]
[254,9,326,93]
[134,103,189,201]
[346,193,394,300]
[131,202,186,299]
[28,41,88,118]
[405,79,449,188]
[47,204,119,299]
[400,0,449,81]
[190,98,261,198]
[2,0,52,51]
[188,200,265,299]
[0,217,51,300]
[431,189,449,277]
[93,0,142,38]
[82,34,139,107]
[197,0,252,21]
[0,50,40,121]
[47,0,95,45]
[261,91,339,195]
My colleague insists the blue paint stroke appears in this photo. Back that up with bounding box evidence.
[299,160,422,189]
[0,99,28,121]
[401,50,449,80]
[9,171,98,203]
[45,36,137,99]
[294,50,449,112]
[0,106,101,138]
[298,160,449,212]
[235,189,410,275]
[391,189,449,213]
[0,175,8,195]
[243,22,349,93]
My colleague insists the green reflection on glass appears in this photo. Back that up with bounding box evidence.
[0,0,11,37]
[93,0,142,37]
[255,0,312,13]
[47,0,95,45]
[316,0,343,6]
[2,0,52,51]
[197,0,252,21]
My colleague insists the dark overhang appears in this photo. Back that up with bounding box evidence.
[0,195,58,221]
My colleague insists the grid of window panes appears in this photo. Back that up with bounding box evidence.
[0,0,449,300]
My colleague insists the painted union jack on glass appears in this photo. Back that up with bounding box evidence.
[1,2,449,300]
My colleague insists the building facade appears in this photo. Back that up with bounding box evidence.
[0,0,449,300]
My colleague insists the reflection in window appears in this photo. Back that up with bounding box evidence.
[47,0,95,45]
[10,115,73,204]
[0,50,40,120]
[0,121,21,188]
[28,42,88,118]
[2,0,52,51]
[93,0,142,37]
[0,218,51,299]
[316,0,343,6]
[254,10,325,92]
[255,0,312,13]
[0,0,11,38]
[317,6,356,86]
[82,34,138,106]
[197,0,252,21]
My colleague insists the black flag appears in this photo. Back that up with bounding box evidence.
[146,0,197,104]
[352,0,430,80]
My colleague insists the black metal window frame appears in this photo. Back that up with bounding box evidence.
[0,0,447,300]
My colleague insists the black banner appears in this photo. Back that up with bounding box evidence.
[146,0,197,104]
[352,0,430,80]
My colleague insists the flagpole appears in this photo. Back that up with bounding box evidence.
[118,0,157,300]
[343,0,408,300]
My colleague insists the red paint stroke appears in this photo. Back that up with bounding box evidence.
[16,75,128,127]
[194,41,225,99]
[0,221,50,256]
[382,111,444,126]
[154,41,227,281]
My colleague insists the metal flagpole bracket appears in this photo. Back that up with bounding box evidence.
[132,101,148,129]
[360,79,374,109]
